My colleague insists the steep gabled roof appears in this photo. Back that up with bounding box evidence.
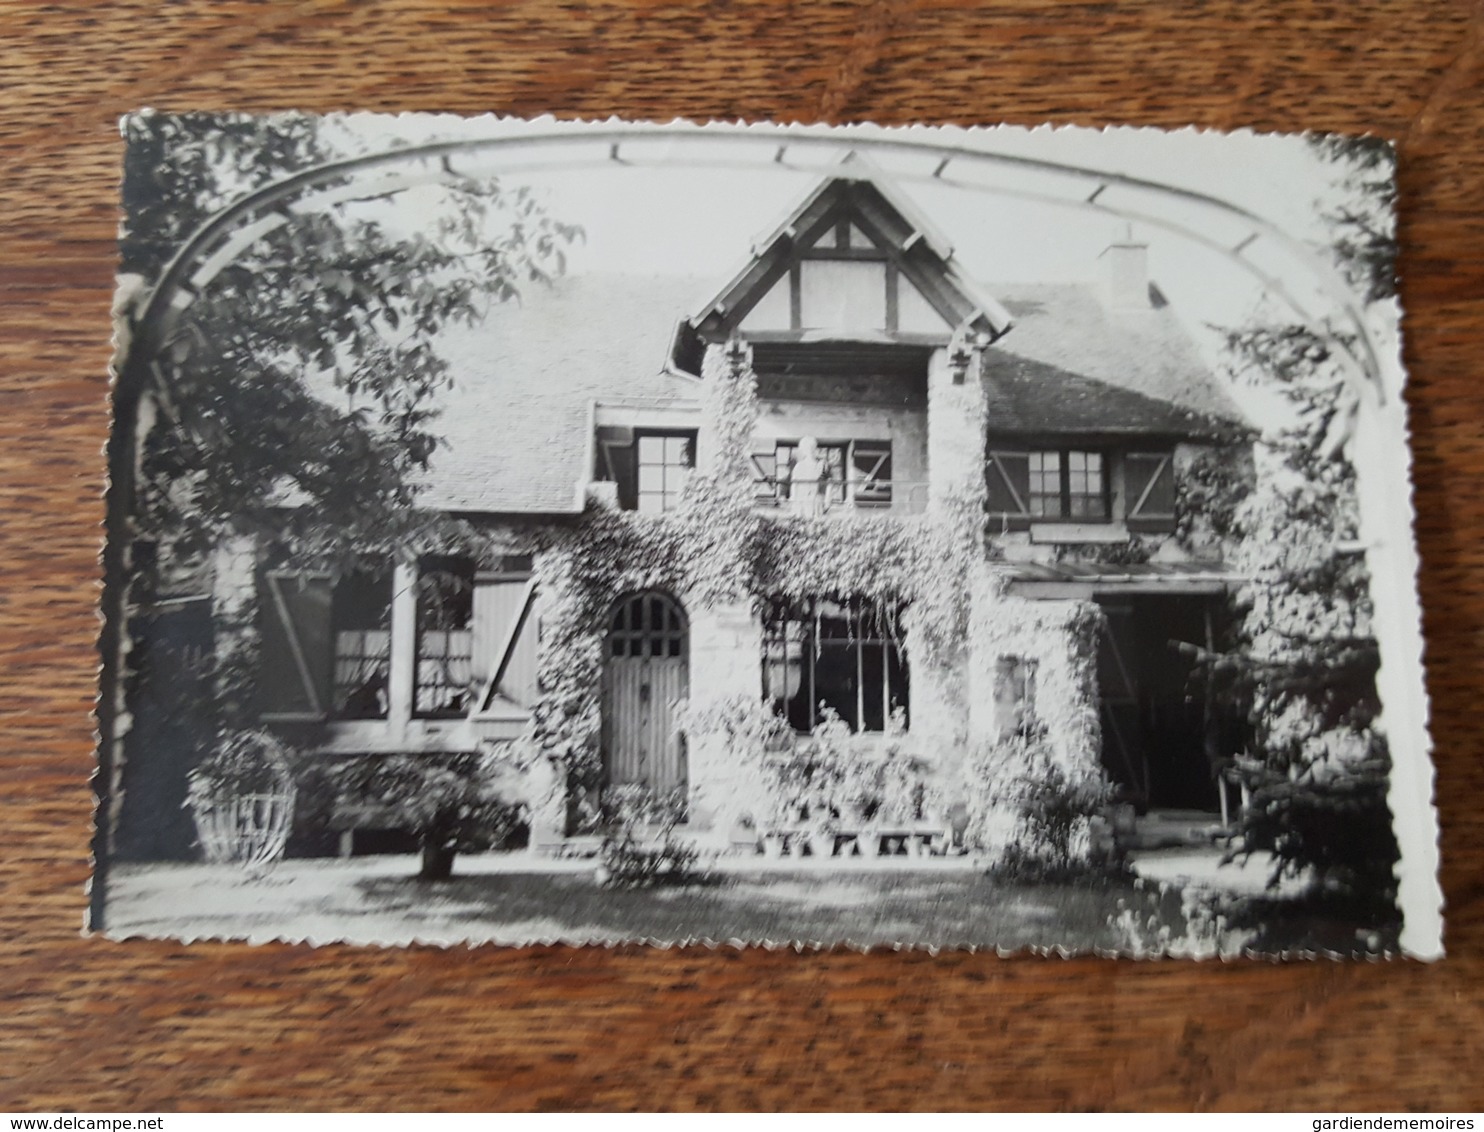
[673,153,1013,369]
[982,285,1248,441]
[406,170,1249,515]
[415,273,707,513]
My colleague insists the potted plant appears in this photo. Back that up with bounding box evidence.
[849,769,884,859]
[728,812,761,855]
[806,811,837,859]
[186,729,297,868]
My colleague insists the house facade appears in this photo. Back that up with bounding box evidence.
[123,159,1254,864]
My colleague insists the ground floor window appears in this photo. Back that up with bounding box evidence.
[415,556,475,717]
[762,595,909,732]
[332,568,393,719]
[993,655,1039,742]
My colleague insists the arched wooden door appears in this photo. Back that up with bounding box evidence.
[602,592,689,796]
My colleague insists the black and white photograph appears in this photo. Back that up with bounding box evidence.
[95,113,1441,957]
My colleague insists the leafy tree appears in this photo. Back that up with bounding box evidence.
[115,113,578,863]
[1309,134,1398,305]
[323,753,525,880]
[120,112,580,571]
[1203,136,1400,935]
[1213,325,1397,914]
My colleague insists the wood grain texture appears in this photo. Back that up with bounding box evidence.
[3,0,1483,1112]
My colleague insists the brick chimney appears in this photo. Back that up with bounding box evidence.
[1098,226,1151,311]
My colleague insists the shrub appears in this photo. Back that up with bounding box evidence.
[841,722,929,826]
[978,733,1116,883]
[327,751,525,880]
[675,693,794,838]
[771,707,852,831]
[1232,740,1398,924]
[597,785,710,888]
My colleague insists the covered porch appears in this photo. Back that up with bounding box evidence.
[1003,560,1249,819]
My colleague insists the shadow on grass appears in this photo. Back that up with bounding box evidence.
[356,870,1158,950]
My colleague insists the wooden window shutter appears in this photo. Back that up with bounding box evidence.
[259,571,334,720]
[986,450,1032,530]
[851,441,893,505]
[472,561,540,715]
[750,444,780,505]
[1125,451,1177,533]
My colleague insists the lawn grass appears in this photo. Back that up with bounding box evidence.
[356,870,1162,950]
[105,856,1194,952]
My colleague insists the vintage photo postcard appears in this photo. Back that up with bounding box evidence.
[95,113,1442,957]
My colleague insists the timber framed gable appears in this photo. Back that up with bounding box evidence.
[673,155,1014,365]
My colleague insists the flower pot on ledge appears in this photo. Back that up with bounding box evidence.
[729,820,761,855]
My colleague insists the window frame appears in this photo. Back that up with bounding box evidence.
[630,428,697,514]
[1027,447,1110,521]
[754,438,894,509]
[761,595,909,734]
[988,446,1120,528]
[257,568,334,723]
[330,567,393,721]
[413,555,476,719]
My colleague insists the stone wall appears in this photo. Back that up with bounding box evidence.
[965,561,1107,863]
[926,342,988,516]
[685,600,764,840]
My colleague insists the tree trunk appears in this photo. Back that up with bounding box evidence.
[419,839,456,881]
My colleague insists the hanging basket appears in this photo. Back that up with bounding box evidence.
[187,730,297,866]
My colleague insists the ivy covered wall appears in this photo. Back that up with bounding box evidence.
[520,337,994,844]
[207,328,1162,861]
[964,562,1106,864]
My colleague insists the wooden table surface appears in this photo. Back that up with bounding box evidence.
[3,0,1483,1112]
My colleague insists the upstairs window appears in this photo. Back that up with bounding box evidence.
[1028,449,1108,520]
[596,427,697,513]
[762,595,909,733]
[635,432,695,514]
[988,447,1178,533]
[752,438,893,510]
[990,447,1116,528]
[415,556,474,718]
[774,440,848,508]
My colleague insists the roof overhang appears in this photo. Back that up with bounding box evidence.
[669,153,1015,375]
[999,561,1247,600]
[594,398,703,429]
